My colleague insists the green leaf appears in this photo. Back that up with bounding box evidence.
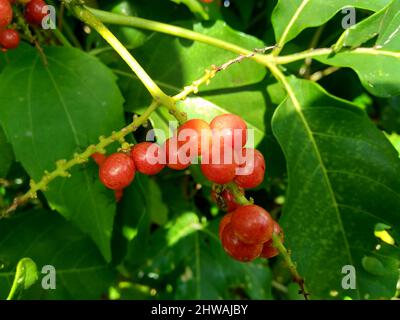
[6,258,39,300]
[0,210,115,299]
[0,46,125,262]
[314,48,400,98]
[315,0,400,97]
[272,0,391,47]
[0,126,13,178]
[147,178,169,225]
[361,256,386,276]
[130,212,272,299]
[333,0,400,50]
[272,77,400,299]
[106,1,148,49]
[174,229,273,300]
[122,174,169,267]
[114,20,266,110]
[386,132,400,155]
[169,0,209,20]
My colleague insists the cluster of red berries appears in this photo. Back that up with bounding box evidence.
[93,113,265,194]
[0,0,47,50]
[92,113,282,262]
[215,192,284,262]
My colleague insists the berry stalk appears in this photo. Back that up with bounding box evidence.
[2,101,160,216]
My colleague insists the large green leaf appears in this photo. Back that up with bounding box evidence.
[121,174,168,267]
[0,126,13,178]
[0,46,125,262]
[272,0,391,47]
[0,210,115,299]
[127,211,272,299]
[174,218,273,300]
[314,0,400,97]
[272,77,400,299]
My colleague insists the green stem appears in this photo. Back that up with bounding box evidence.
[226,182,252,206]
[67,3,174,108]
[272,233,308,299]
[3,101,160,216]
[275,48,332,64]
[89,8,271,66]
[52,28,72,47]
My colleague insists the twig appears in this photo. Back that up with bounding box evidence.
[214,45,277,72]
[174,45,277,101]
[2,101,160,217]
[309,66,340,82]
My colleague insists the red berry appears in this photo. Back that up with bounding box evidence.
[0,29,20,49]
[221,223,262,262]
[163,137,192,170]
[218,213,232,239]
[210,114,247,150]
[234,148,265,189]
[131,142,165,175]
[91,152,106,166]
[231,205,273,244]
[201,147,236,184]
[261,221,284,259]
[0,0,12,28]
[25,0,48,26]
[99,153,135,190]
[177,119,212,157]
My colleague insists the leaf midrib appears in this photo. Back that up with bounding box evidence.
[281,78,361,298]
[277,0,311,48]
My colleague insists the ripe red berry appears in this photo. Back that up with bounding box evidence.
[99,153,135,190]
[210,114,247,150]
[0,29,20,49]
[163,137,192,170]
[0,0,12,29]
[231,205,273,244]
[218,213,232,239]
[177,119,212,157]
[131,142,165,175]
[25,0,48,26]
[221,224,262,262]
[201,147,236,184]
[91,152,106,166]
[234,148,265,189]
[260,221,284,259]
